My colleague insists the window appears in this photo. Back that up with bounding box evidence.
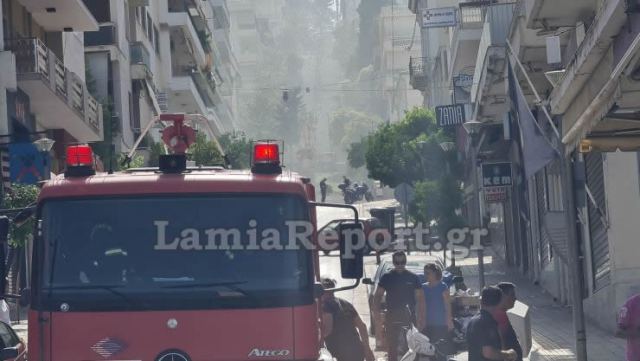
[83,0,111,23]
[124,2,131,41]
[141,8,147,30]
[147,13,153,40]
[136,7,142,24]
[154,26,160,54]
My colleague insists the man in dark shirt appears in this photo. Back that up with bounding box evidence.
[321,278,375,361]
[466,286,518,361]
[372,251,425,361]
[496,283,523,361]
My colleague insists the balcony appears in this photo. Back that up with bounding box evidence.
[17,0,98,31]
[470,3,517,122]
[450,2,487,77]
[409,57,429,90]
[168,0,211,52]
[130,42,153,80]
[167,11,208,70]
[7,38,102,142]
[525,0,597,30]
[84,23,117,47]
[168,76,208,116]
[210,0,231,30]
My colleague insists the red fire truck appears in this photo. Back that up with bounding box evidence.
[2,114,364,361]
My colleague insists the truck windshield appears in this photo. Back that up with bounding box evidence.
[36,195,312,311]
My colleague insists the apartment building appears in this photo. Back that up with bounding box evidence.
[378,1,423,123]
[0,0,102,176]
[83,0,238,158]
[410,0,640,333]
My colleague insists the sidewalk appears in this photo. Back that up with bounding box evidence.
[458,248,626,361]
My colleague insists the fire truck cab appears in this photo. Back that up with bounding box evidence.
[2,114,364,361]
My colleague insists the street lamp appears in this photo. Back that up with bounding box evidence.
[462,119,486,290]
[33,137,55,179]
[439,141,456,268]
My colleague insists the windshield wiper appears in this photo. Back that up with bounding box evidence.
[161,281,255,299]
[48,284,144,309]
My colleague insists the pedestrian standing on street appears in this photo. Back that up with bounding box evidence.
[466,286,517,361]
[495,283,523,361]
[372,251,426,361]
[617,293,640,361]
[320,178,328,202]
[320,278,375,361]
[421,263,454,348]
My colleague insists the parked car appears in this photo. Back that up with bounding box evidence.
[317,217,391,255]
[0,321,26,360]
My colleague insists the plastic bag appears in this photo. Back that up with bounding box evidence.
[399,325,436,361]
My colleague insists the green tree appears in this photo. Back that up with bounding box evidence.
[365,108,445,187]
[364,107,463,239]
[188,132,224,166]
[219,131,253,169]
[347,138,367,169]
[3,184,39,247]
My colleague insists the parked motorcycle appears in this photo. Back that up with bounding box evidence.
[338,182,374,204]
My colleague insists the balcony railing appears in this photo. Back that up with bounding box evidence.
[84,23,117,46]
[459,2,488,28]
[409,57,429,90]
[7,38,101,133]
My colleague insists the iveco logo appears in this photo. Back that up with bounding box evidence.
[248,348,291,358]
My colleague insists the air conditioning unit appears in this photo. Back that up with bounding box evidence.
[544,70,566,88]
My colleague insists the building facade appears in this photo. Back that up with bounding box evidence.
[0,0,102,178]
[82,0,239,161]
[410,0,640,333]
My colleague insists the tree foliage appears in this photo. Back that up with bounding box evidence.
[365,108,446,187]
[347,138,367,169]
[3,184,39,247]
[219,131,253,169]
[363,107,463,238]
[188,132,224,166]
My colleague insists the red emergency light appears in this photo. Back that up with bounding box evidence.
[65,144,96,177]
[66,144,94,167]
[253,143,280,164]
[251,142,282,174]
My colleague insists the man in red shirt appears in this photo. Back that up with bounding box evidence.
[617,293,640,361]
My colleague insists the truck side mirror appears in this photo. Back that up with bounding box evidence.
[338,222,364,279]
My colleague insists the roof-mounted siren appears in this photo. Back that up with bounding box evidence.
[159,113,196,173]
[65,144,96,177]
[251,140,283,174]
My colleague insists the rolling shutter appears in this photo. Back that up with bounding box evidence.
[585,152,610,291]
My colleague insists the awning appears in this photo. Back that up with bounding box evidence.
[562,32,640,153]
